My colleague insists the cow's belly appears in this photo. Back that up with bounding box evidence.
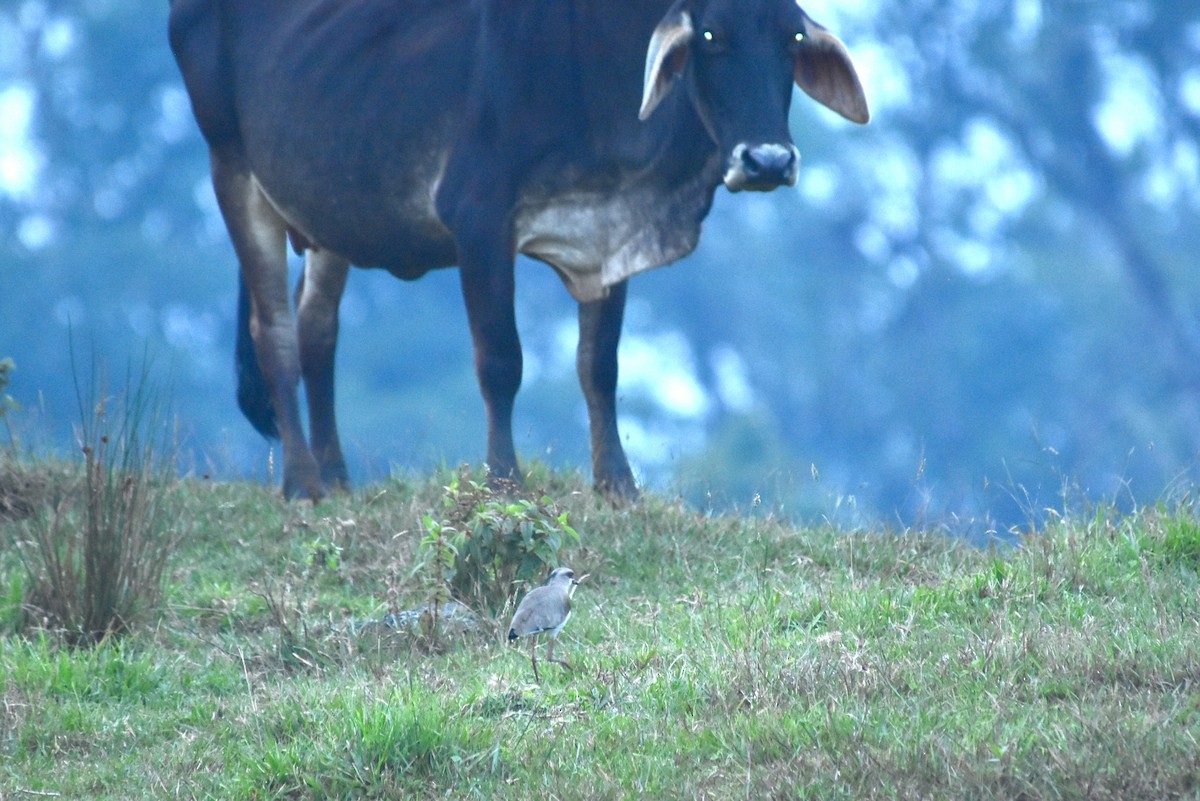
[245,125,459,277]
[515,175,716,303]
[254,172,458,278]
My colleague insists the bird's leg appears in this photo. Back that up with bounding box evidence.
[529,637,541,684]
[545,636,573,671]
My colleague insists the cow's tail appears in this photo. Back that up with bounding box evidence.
[235,274,279,439]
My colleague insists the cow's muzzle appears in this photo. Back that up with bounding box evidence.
[724,143,800,192]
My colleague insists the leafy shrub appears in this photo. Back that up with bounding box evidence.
[414,468,579,615]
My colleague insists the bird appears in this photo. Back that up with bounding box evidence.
[507,567,585,683]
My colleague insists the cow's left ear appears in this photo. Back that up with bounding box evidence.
[794,21,870,124]
[640,2,693,121]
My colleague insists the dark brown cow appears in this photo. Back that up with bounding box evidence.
[169,0,869,500]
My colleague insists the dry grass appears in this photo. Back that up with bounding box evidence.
[3,374,178,646]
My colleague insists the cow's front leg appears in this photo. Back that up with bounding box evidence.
[296,248,351,492]
[578,280,638,499]
[211,151,323,501]
[455,225,523,486]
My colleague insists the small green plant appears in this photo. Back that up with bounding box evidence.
[6,361,178,646]
[413,467,579,615]
[412,513,458,640]
[304,536,344,572]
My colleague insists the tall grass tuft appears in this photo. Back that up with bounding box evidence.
[7,360,179,646]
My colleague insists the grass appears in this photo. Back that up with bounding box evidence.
[2,464,1200,799]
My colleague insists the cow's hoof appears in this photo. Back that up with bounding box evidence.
[596,477,640,504]
[283,473,326,504]
[488,473,524,497]
[319,463,351,494]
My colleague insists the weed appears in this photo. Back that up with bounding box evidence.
[412,510,458,644]
[303,535,344,573]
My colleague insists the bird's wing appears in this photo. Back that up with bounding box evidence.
[509,587,568,636]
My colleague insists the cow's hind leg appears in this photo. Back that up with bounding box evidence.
[210,151,323,501]
[296,248,351,491]
[578,280,638,499]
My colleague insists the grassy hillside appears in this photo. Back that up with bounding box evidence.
[2,459,1199,799]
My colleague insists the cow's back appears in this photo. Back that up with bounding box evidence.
[169,0,238,148]
[170,0,476,272]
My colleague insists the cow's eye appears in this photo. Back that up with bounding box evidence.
[698,28,725,53]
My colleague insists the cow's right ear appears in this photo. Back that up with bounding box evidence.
[639,3,693,121]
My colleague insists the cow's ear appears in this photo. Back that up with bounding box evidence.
[793,22,870,124]
[639,4,693,121]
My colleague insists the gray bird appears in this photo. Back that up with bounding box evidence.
[507,567,585,683]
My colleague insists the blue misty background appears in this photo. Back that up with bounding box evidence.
[2,0,1199,534]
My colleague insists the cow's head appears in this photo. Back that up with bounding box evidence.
[640,0,869,192]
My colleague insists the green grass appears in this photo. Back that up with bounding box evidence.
[3,465,1200,799]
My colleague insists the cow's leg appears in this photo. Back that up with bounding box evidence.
[578,280,638,499]
[296,249,351,491]
[210,151,323,501]
[438,141,523,486]
[445,214,522,485]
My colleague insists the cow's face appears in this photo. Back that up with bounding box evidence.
[640,0,869,192]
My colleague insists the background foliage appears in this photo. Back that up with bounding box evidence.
[2,0,1199,529]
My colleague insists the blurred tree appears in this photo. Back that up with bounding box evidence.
[856,0,1200,520]
[878,0,1200,377]
[0,1,243,465]
[641,0,1200,525]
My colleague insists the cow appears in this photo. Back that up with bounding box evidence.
[168,0,869,502]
